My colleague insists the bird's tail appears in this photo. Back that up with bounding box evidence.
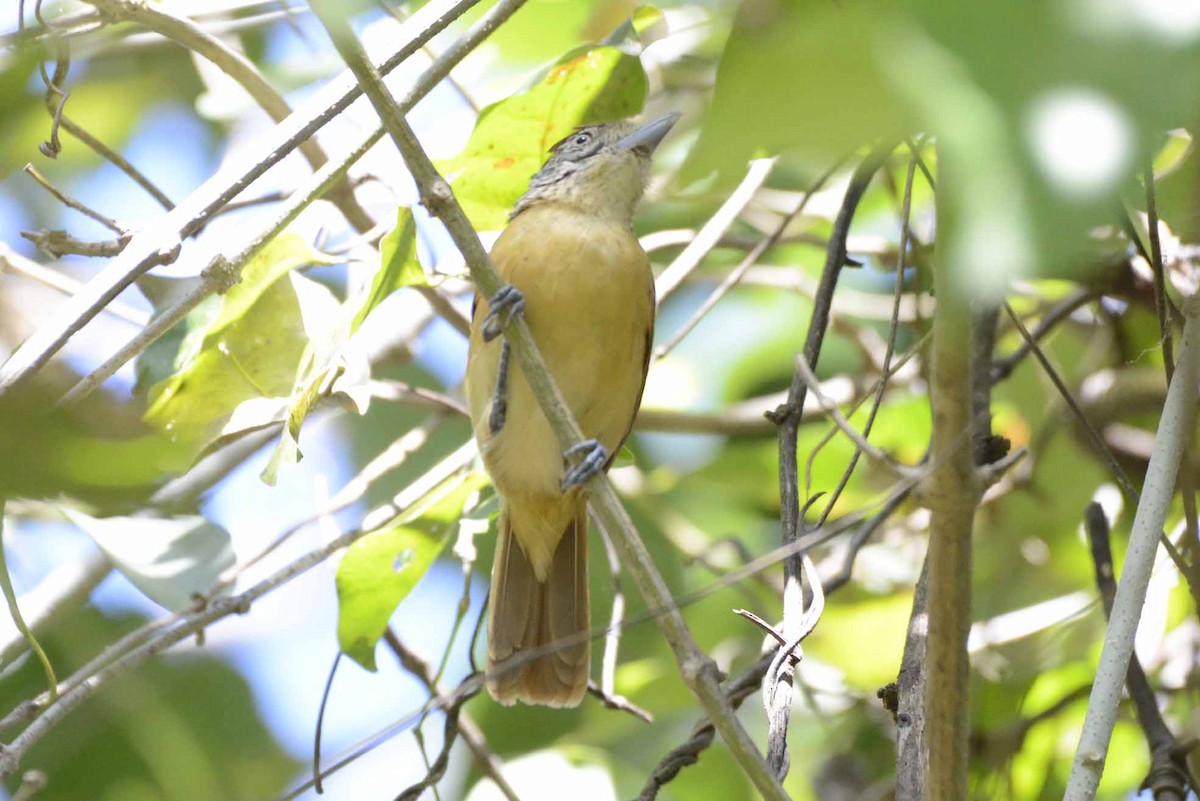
[487,501,589,707]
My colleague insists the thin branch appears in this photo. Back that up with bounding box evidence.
[765,143,891,788]
[791,353,917,481]
[1001,303,1192,581]
[817,155,917,525]
[23,164,124,235]
[0,244,148,326]
[57,125,378,406]
[654,157,843,360]
[78,0,375,233]
[383,631,522,801]
[636,649,776,801]
[1143,163,1200,590]
[0,0,480,397]
[990,290,1096,382]
[310,7,787,798]
[763,554,824,779]
[1084,503,1193,801]
[654,157,777,302]
[0,441,477,777]
[1064,293,1200,800]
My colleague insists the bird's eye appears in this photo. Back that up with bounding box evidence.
[573,133,592,146]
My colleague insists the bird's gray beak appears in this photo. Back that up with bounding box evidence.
[616,112,680,153]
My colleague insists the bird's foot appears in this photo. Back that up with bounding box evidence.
[482,284,525,342]
[561,439,608,490]
[488,341,512,434]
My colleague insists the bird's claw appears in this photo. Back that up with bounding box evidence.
[482,284,525,342]
[561,439,608,490]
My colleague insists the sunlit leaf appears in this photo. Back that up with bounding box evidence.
[336,472,490,671]
[440,44,649,229]
[64,509,234,611]
[142,234,332,472]
[351,206,426,334]
[1152,129,1192,179]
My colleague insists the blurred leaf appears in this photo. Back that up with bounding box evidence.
[351,206,426,334]
[599,4,666,50]
[0,396,173,503]
[690,0,1200,286]
[1152,128,1192,179]
[463,0,602,65]
[259,361,347,486]
[0,56,190,177]
[0,608,298,801]
[63,510,234,611]
[261,269,369,485]
[336,471,490,671]
[441,43,649,229]
[143,234,332,472]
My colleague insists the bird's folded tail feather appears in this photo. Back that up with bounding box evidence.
[486,502,589,707]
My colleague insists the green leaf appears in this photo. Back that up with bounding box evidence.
[336,472,490,671]
[351,206,426,333]
[64,509,235,612]
[1153,129,1192,180]
[143,234,331,472]
[259,362,342,486]
[440,44,649,230]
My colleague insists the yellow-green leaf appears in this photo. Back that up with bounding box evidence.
[351,206,426,333]
[439,44,649,230]
[336,472,490,671]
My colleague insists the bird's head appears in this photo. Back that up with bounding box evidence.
[512,112,679,225]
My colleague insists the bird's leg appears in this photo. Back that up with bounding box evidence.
[481,284,525,342]
[488,341,511,434]
[561,439,609,490]
[483,285,524,434]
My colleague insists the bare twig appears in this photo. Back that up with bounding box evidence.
[654,158,777,303]
[1142,164,1200,589]
[0,244,148,326]
[791,353,917,480]
[0,441,476,777]
[990,289,1096,382]
[763,554,824,780]
[383,631,522,801]
[311,7,787,797]
[1002,303,1192,581]
[654,157,844,360]
[21,229,129,259]
[818,155,918,525]
[78,0,375,233]
[765,143,891,785]
[23,164,124,234]
[1084,503,1193,801]
[0,0,480,397]
[1063,296,1200,799]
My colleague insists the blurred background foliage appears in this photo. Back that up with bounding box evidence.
[1,0,1198,800]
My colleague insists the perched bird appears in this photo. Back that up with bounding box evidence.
[465,113,678,707]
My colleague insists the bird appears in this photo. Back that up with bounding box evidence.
[464,112,678,707]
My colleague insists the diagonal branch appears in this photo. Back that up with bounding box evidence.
[1065,293,1200,800]
[309,7,788,799]
[0,0,480,397]
[78,0,375,233]
[766,142,892,784]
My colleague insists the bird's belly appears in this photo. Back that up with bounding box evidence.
[467,214,653,507]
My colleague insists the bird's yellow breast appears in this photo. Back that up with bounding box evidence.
[465,203,655,573]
